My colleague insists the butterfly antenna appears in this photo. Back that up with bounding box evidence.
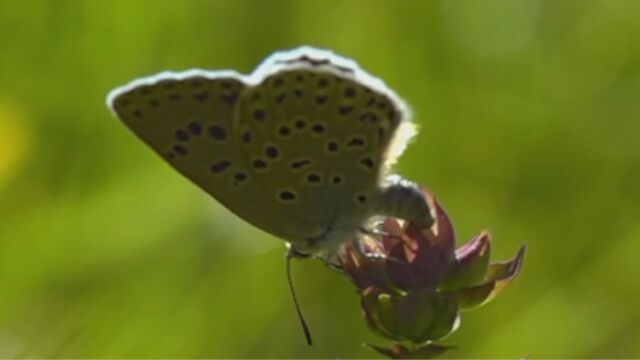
[286,253,313,346]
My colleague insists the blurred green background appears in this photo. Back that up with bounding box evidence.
[1,0,639,358]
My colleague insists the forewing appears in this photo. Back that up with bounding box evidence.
[107,71,295,239]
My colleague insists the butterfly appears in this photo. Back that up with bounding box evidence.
[106,46,434,261]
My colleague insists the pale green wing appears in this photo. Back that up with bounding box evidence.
[107,71,298,240]
[234,51,413,249]
[107,48,419,254]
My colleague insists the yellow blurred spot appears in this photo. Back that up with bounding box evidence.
[0,97,30,189]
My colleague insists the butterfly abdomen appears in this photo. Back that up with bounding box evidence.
[374,175,434,227]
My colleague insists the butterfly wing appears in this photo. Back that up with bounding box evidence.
[107,70,300,240]
[107,48,418,253]
[234,48,416,251]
